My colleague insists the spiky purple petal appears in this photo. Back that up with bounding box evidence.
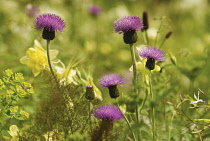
[139,46,165,61]
[113,16,143,34]
[34,13,65,32]
[99,74,125,88]
[94,105,123,120]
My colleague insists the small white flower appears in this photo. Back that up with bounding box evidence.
[190,91,203,104]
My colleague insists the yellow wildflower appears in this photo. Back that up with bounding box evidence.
[14,73,24,81]
[20,110,30,119]
[10,106,19,115]
[6,90,15,97]
[4,69,13,77]
[0,79,5,90]
[20,40,59,77]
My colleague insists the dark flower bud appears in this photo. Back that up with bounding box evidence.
[146,58,155,70]
[42,28,55,40]
[165,31,173,39]
[108,85,120,98]
[142,11,149,31]
[123,31,138,44]
[85,85,95,100]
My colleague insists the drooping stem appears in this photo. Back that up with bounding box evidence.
[129,43,139,123]
[46,40,58,84]
[149,72,156,141]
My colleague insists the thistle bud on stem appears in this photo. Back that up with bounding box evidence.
[165,31,173,39]
[142,11,149,31]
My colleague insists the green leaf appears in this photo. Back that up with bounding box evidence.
[1,129,12,137]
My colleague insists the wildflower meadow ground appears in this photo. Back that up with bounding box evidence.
[0,0,210,141]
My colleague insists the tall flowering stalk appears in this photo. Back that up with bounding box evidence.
[114,16,143,125]
[34,13,65,84]
[139,46,166,141]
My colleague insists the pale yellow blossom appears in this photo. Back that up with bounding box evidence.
[20,40,59,77]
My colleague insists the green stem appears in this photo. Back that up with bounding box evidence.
[139,90,149,113]
[145,30,149,45]
[123,113,137,141]
[189,79,195,96]
[149,72,155,141]
[154,20,163,47]
[89,101,92,132]
[46,40,58,85]
[129,43,139,123]
[159,38,166,49]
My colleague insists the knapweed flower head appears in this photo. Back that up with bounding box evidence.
[99,73,125,98]
[88,5,102,16]
[139,46,165,70]
[34,13,65,40]
[114,16,143,44]
[99,73,125,88]
[35,13,65,32]
[20,40,59,76]
[139,46,165,61]
[114,16,143,34]
[94,105,123,120]
[25,4,39,17]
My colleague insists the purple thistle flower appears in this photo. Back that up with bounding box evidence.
[99,74,125,98]
[88,5,102,16]
[113,16,143,34]
[94,105,123,120]
[139,46,165,61]
[34,13,65,32]
[25,4,39,17]
[139,46,166,70]
[99,73,125,88]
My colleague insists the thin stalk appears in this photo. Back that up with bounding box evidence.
[123,113,137,141]
[144,30,149,45]
[129,43,139,123]
[139,90,149,113]
[149,72,155,141]
[189,79,195,96]
[89,101,92,132]
[154,20,163,47]
[159,38,166,49]
[46,40,58,84]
